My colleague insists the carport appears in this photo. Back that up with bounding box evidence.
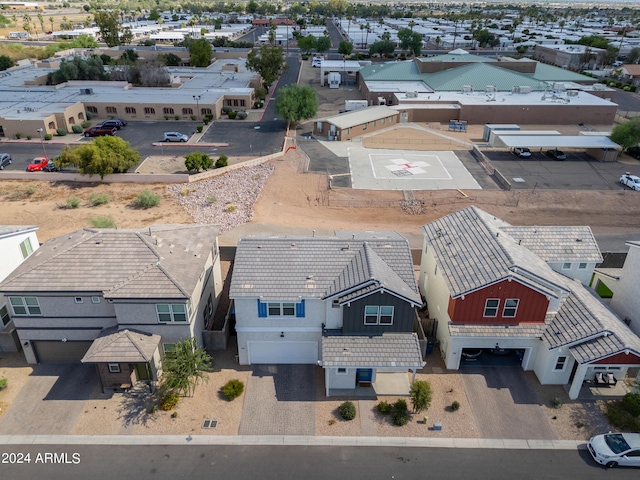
[496,134,621,161]
[319,60,368,87]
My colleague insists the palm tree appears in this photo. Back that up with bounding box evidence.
[409,20,415,31]
[365,22,370,49]
[360,23,365,48]
[49,16,54,33]
[37,13,44,34]
[435,36,441,50]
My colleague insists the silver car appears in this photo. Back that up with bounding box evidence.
[588,433,640,468]
[0,153,12,169]
[163,132,189,142]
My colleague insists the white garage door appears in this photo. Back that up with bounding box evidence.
[248,341,318,364]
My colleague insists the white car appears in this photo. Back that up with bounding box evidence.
[588,433,640,468]
[163,132,189,142]
[620,173,640,191]
[513,147,531,158]
[311,56,323,67]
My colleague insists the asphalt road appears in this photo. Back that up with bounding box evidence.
[614,90,640,113]
[0,444,630,480]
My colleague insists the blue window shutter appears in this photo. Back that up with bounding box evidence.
[257,299,267,318]
[296,299,305,317]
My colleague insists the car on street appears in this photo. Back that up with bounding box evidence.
[84,125,117,137]
[627,146,640,160]
[546,149,567,161]
[620,172,640,191]
[513,147,531,158]
[26,156,53,172]
[163,131,189,142]
[0,153,12,169]
[588,433,640,468]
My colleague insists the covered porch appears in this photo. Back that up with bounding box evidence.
[81,327,162,393]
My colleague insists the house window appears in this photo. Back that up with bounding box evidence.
[19,238,33,259]
[68,116,75,125]
[502,299,519,318]
[108,363,120,373]
[343,128,349,135]
[86,106,98,114]
[267,302,295,317]
[336,367,347,375]
[362,123,367,130]
[91,296,101,304]
[182,108,193,115]
[144,107,155,115]
[554,356,567,371]
[332,299,340,308]
[381,118,385,125]
[78,112,84,120]
[372,121,376,127]
[240,100,245,107]
[364,306,394,325]
[9,297,41,315]
[225,99,232,106]
[0,305,10,326]
[105,106,117,114]
[156,303,188,323]
[562,262,571,270]
[233,99,239,107]
[578,263,587,269]
[201,108,212,115]
[163,107,174,115]
[125,107,136,114]
[484,299,499,317]
[163,343,175,354]
[74,297,83,304]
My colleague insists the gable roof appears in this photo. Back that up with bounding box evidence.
[230,231,420,304]
[424,63,543,92]
[0,225,38,239]
[81,327,161,363]
[499,226,603,263]
[0,224,218,299]
[321,106,398,130]
[421,206,566,298]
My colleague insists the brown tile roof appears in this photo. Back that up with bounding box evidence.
[81,328,160,363]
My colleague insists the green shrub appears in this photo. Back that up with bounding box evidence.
[203,118,209,125]
[606,402,640,432]
[14,133,21,139]
[301,54,309,60]
[89,193,110,206]
[222,105,233,114]
[222,379,244,400]
[27,135,32,140]
[377,400,392,414]
[451,401,460,411]
[89,216,116,228]
[339,400,357,420]
[197,125,203,133]
[615,82,622,88]
[134,189,160,209]
[56,128,67,136]
[236,111,247,120]
[44,133,53,140]
[409,380,432,413]
[253,101,263,109]
[225,204,236,213]
[621,392,640,417]
[71,124,83,133]
[228,111,237,119]
[631,85,637,92]
[190,115,197,121]
[550,397,563,409]
[160,392,179,410]
[216,154,228,168]
[66,196,81,209]
[85,110,93,120]
[174,115,180,121]
[171,411,178,418]
[394,398,408,413]
[164,115,170,120]
[205,113,214,122]
[207,195,217,204]
[0,378,7,390]
[81,120,91,128]
[392,399,409,426]
[623,85,631,92]
[25,186,36,196]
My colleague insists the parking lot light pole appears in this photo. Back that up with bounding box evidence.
[36,128,47,158]
[193,95,201,121]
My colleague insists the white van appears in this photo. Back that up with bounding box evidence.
[613,61,624,67]
[311,56,323,67]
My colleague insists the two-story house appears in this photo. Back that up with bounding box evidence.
[419,206,640,399]
[0,225,222,391]
[229,231,425,396]
[0,225,40,352]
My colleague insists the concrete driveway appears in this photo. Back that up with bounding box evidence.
[461,367,557,440]
[0,363,99,435]
[238,365,316,435]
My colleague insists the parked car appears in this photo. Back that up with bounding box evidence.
[41,159,57,172]
[546,149,567,161]
[513,147,531,158]
[588,433,640,468]
[0,153,12,169]
[26,156,52,172]
[312,56,323,67]
[163,132,189,142]
[110,118,128,127]
[84,125,117,137]
[626,146,640,160]
[100,120,124,130]
[620,172,640,191]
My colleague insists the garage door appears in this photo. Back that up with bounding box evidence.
[248,341,318,364]
[32,341,93,363]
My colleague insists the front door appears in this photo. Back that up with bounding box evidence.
[356,368,372,386]
[135,363,152,381]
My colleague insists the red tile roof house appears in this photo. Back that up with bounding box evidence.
[418,206,640,399]
[229,231,425,396]
[0,225,222,393]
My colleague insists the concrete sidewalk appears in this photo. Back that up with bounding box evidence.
[0,434,586,449]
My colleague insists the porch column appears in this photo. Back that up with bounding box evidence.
[325,368,330,397]
[568,363,589,400]
[411,369,416,384]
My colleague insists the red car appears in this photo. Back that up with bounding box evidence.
[83,125,117,137]
[26,156,52,172]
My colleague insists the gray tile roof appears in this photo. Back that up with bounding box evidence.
[321,333,425,368]
[593,268,622,280]
[0,225,38,238]
[499,226,602,263]
[449,324,547,338]
[0,224,218,300]
[81,327,160,363]
[230,231,420,304]
[421,206,566,298]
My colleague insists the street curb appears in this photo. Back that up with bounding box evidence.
[0,435,587,449]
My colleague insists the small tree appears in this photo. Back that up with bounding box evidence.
[184,152,213,172]
[315,36,331,55]
[338,40,353,58]
[611,117,640,151]
[55,136,140,179]
[161,337,213,397]
[397,28,423,57]
[297,34,317,54]
[246,44,287,89]
[409,380,432,413]
[215,154,228,168]
[275,84,318,128]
